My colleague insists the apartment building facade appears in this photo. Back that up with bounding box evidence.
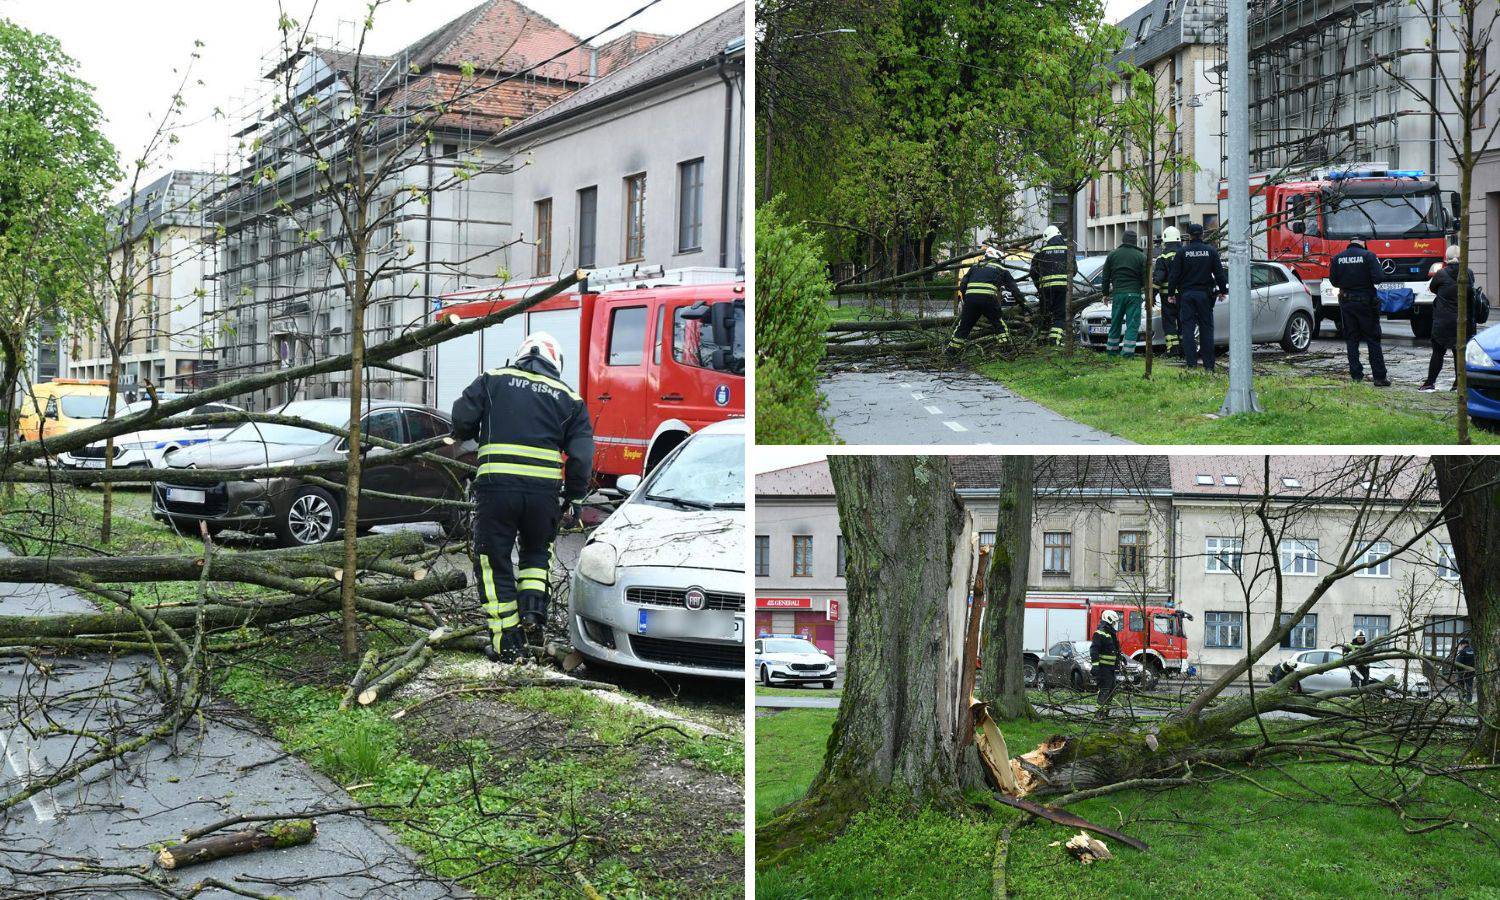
[68,170,220,394]
[753,462,848,676]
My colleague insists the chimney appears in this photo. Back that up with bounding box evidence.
[589,47,598,80]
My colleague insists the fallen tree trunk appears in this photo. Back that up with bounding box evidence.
[156,819,316,870]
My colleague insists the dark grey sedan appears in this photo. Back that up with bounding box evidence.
[1036,640,1143,691]
[152,399,472,547]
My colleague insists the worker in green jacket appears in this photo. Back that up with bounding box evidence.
[1102,230,1148,358]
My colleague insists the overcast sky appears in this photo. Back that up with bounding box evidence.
[0,0,740,194]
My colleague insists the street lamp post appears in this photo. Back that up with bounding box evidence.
[761,28,856,204]
[1220,0,1260,415]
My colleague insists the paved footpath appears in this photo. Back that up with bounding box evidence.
[0,551,461,899]
[820,364,1128,445]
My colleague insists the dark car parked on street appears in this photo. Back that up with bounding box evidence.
[152,399,472,546]
[1036,640,1144,691]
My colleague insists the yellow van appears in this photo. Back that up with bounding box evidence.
[15,380,115,442]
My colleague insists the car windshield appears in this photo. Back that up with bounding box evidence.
[1323,191,1446,239]
[223,403,346,446]
[763,639,819,655]
[1073,641,1092,655]
[641,432,743,509]
[59,396,110,419]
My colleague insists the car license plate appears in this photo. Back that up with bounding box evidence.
[733,616,744,643]
[637,608,742,642]
[1378,282,1407,292]
[1088,326,1107,336]
[166,488,206,504]
[81,458,105,469]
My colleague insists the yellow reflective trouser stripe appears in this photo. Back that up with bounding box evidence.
[477,461,563,479]
[479,557,519,629]
[478,443,563,462]
[1041,276,1070,286]
[517,566,548,593]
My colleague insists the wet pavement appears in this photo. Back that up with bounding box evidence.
[819,365,1129,446]
[1281,317,1500,388]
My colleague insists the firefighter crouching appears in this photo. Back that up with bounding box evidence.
[1154,226,1183,355]
[1030,225,1071,346]
[451,333,595,663]
[947,246,1020,356]
[1091,609,1123,718]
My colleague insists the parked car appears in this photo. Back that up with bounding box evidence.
[151,399,470,546]
[1075,261,1316,353]
[568,418,745,680]
[754,634,837,688]
[1462,324,1500,427]
[14,380,122,442]
[1268,648,1431,696]
[1035,640,1143,690]
[59,399,242,471]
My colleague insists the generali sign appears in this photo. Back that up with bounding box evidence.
[756,597,813,609]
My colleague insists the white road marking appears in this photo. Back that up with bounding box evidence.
[0,730,59,823]
[924,405,943,415]
[943,421,968,432]
[911,392,925,400]
[898,382,911,388]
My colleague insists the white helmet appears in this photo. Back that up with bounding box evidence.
[1101,610,1121,629]
[983,245,1003,260]
[1161,226,1181,243]
[1043,225,1061,241]
[1354,629,1366,640]
[516,332,564,373]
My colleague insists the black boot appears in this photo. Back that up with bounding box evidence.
[484,628,525,664]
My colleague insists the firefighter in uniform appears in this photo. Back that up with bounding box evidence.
[1456,637,1476,703]
[1168,222,1229,372]
[451,333,595,663]
[947,246,1019,356]
[1029,225,1071,346]
[1154,226,1183,356]
[1327,236,1390,386]
[1090,609,1123,719]
[1344,629,1371,687]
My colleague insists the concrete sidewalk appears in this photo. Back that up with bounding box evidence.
[755,695,841,709]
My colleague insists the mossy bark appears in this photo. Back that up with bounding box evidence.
[1433,457,1500,762]
[757,456,974,867]
[156,819,316,869]
[980,455,1036,721]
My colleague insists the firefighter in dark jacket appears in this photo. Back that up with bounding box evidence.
[1456,637,1476,703]
[1029,225,1071,346]
[1167,222,1229,371]
[1327,236,1389,386]
[451,333,595,663]
[947,246,1019,356]
[1344,629,1371,687]
[1090,609,1123,718]
[1154,226,1183,355]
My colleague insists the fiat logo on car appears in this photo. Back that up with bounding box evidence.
[684,587,707,611]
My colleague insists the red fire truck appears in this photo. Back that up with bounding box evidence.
[1022,594,1192,689]
[1223,166,1458,337]
[435,265,745,481]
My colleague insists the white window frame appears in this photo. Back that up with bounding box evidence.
[1279,538,1319,576]
[1437,542,1459,581]
[1356,540,1393,578]
[1205,536,1243,574]
[1204,611,1243,648]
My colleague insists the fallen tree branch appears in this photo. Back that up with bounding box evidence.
[156,819,316,870]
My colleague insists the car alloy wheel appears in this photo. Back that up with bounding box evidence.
[287,491,337,544]
[1282,311,1313,353]
[760,665,771,686]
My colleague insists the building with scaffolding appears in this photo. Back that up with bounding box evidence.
[67,170,221,394]
[207,0,667,410]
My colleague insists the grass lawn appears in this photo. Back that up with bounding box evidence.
[977,351,1500,444]
[756,708,1500,899]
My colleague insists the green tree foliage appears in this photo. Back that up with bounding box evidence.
[0,18,117,422]
[755,202,834,444]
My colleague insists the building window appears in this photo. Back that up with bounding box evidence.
[755,535,769,577]
[606,306,648,366]
[533,198,552,276]
[792,535,813,577]
[677,158,704,253]
[1423,614,1470,659]
[1356,540,1392,577]
[1042,532,1072,575]
[978,531,996,550]
[1205,537,1243,573]
[837,536,847,577]
[1118,531,1145,575]
[1438,542,1459,580]
[1279,538,1319,576]
[1279,613,1318,650]
[1353,614,1390,642]
[624,173,647,262]
[1205,611,1242,648]
[577,187,597,268]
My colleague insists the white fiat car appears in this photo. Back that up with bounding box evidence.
[569,419,746,680]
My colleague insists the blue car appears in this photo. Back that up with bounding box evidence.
[1464,325,1500,424]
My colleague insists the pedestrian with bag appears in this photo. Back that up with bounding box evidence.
[1421,245,1489,392]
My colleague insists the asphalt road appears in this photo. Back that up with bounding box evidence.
[1284,317,1500,387]
[754,695,841,709]
[0,552,459,899]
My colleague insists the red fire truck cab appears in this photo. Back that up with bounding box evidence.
[1223,167,1459,337]
[1023,594,1192,689]
[435,265,745,481]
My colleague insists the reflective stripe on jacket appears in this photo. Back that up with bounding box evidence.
[451,358,595,498]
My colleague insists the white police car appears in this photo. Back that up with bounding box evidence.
[754,634,838,688]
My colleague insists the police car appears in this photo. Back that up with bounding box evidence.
[754,634,838,688]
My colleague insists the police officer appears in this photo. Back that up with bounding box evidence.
[947,246,1019,356]
[1029,225,1071,346]
[1154,226,1183,356]
[451,332,595,663]
[1455,637,1476,703]
[1167,222,1228,371]
[1327,236,1389,386]
[1090,610,1123,719]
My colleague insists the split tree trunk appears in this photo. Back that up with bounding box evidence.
[979,455,1035,720]
[1433,455,1499,761]
[756,455,974,866]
